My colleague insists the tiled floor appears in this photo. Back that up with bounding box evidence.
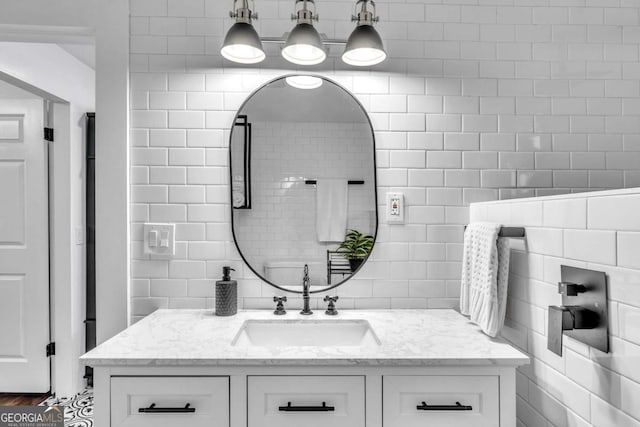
[41,389,93,427]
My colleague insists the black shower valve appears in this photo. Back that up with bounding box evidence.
[548,266,609,357]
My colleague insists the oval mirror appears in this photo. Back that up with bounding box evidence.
[230,75,378,294]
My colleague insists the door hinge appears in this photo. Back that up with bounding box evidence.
[46,342,55,357]
[44,127,54,142]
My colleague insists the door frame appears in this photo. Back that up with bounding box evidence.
[0,1,130,395]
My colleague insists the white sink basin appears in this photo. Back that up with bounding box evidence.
[231,319,380,347]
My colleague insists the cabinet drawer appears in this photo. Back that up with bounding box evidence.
[248,376,365,427]
[110,376,229,427]
[383,375,499,427]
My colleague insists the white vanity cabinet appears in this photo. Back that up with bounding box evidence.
[83,310,529,427]
[97,366,516,427]
[110,376,230,427]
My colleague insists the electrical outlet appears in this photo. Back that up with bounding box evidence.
[386,192,404,224]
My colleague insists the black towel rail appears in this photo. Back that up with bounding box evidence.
[305,180,364,185]
[464,226,526,238]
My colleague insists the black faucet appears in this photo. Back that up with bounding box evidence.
[300,264,312,315]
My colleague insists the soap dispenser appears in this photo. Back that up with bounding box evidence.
[215,266,237,316]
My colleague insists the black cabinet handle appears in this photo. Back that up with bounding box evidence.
[416,401,472,411]
[138,403,196,413]
[278,402,335,412]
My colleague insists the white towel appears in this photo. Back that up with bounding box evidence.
[460,222,511,338]
[316,179,348,242]
[232,175,246,208]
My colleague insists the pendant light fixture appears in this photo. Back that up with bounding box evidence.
[221,0,387,67]
[282,0,327,65]
[342,0,386,66]
[220,0,265,64]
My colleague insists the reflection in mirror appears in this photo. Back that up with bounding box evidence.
[231,115,251,209]
[230,75,378,293]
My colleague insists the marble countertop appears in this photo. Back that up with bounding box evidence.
[81,309,529,367]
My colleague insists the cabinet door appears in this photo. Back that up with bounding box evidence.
[383,375,499,427]
[248,376,365,427]
[111,376,229,427]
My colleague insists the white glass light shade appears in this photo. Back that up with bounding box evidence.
[221,22,266,64]
[281,23,327,65]
[342,24,387,66]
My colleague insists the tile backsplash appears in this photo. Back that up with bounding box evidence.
[472,189,640,427]
[129,0,640,320]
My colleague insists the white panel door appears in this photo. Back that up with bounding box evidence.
[0,99,50,392]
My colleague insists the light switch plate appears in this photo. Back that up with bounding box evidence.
[143,223,175,256]
[75,226,85,245]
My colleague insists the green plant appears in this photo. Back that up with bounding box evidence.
[337,229,374,260]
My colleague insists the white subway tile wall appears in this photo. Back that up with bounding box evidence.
[473,188,640,427]
[130,0,640,321]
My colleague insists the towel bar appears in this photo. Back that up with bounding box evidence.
[305,180,365,185]
[464,225,526,238]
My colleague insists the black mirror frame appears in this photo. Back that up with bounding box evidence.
[228,74,379,295]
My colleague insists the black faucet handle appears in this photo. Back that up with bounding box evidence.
[273,296,287,315]
[547,305,573,356]
[324,295,339,315]
[547,305,598,356]
[558,282,587,296]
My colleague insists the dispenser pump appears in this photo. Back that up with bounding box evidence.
[216,266,238,316]
[222,266,235,281]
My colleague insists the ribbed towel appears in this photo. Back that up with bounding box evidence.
[315,179,348,242]
[460,222,511,338]
[232,175,246,208]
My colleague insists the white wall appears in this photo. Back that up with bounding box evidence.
[0,0,95,28]
[472,188,640,427]
[93,0,131,348]
[0,42,94,396]
[129,0,640,319]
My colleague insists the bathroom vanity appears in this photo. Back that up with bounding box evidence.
[82,309,528,427]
